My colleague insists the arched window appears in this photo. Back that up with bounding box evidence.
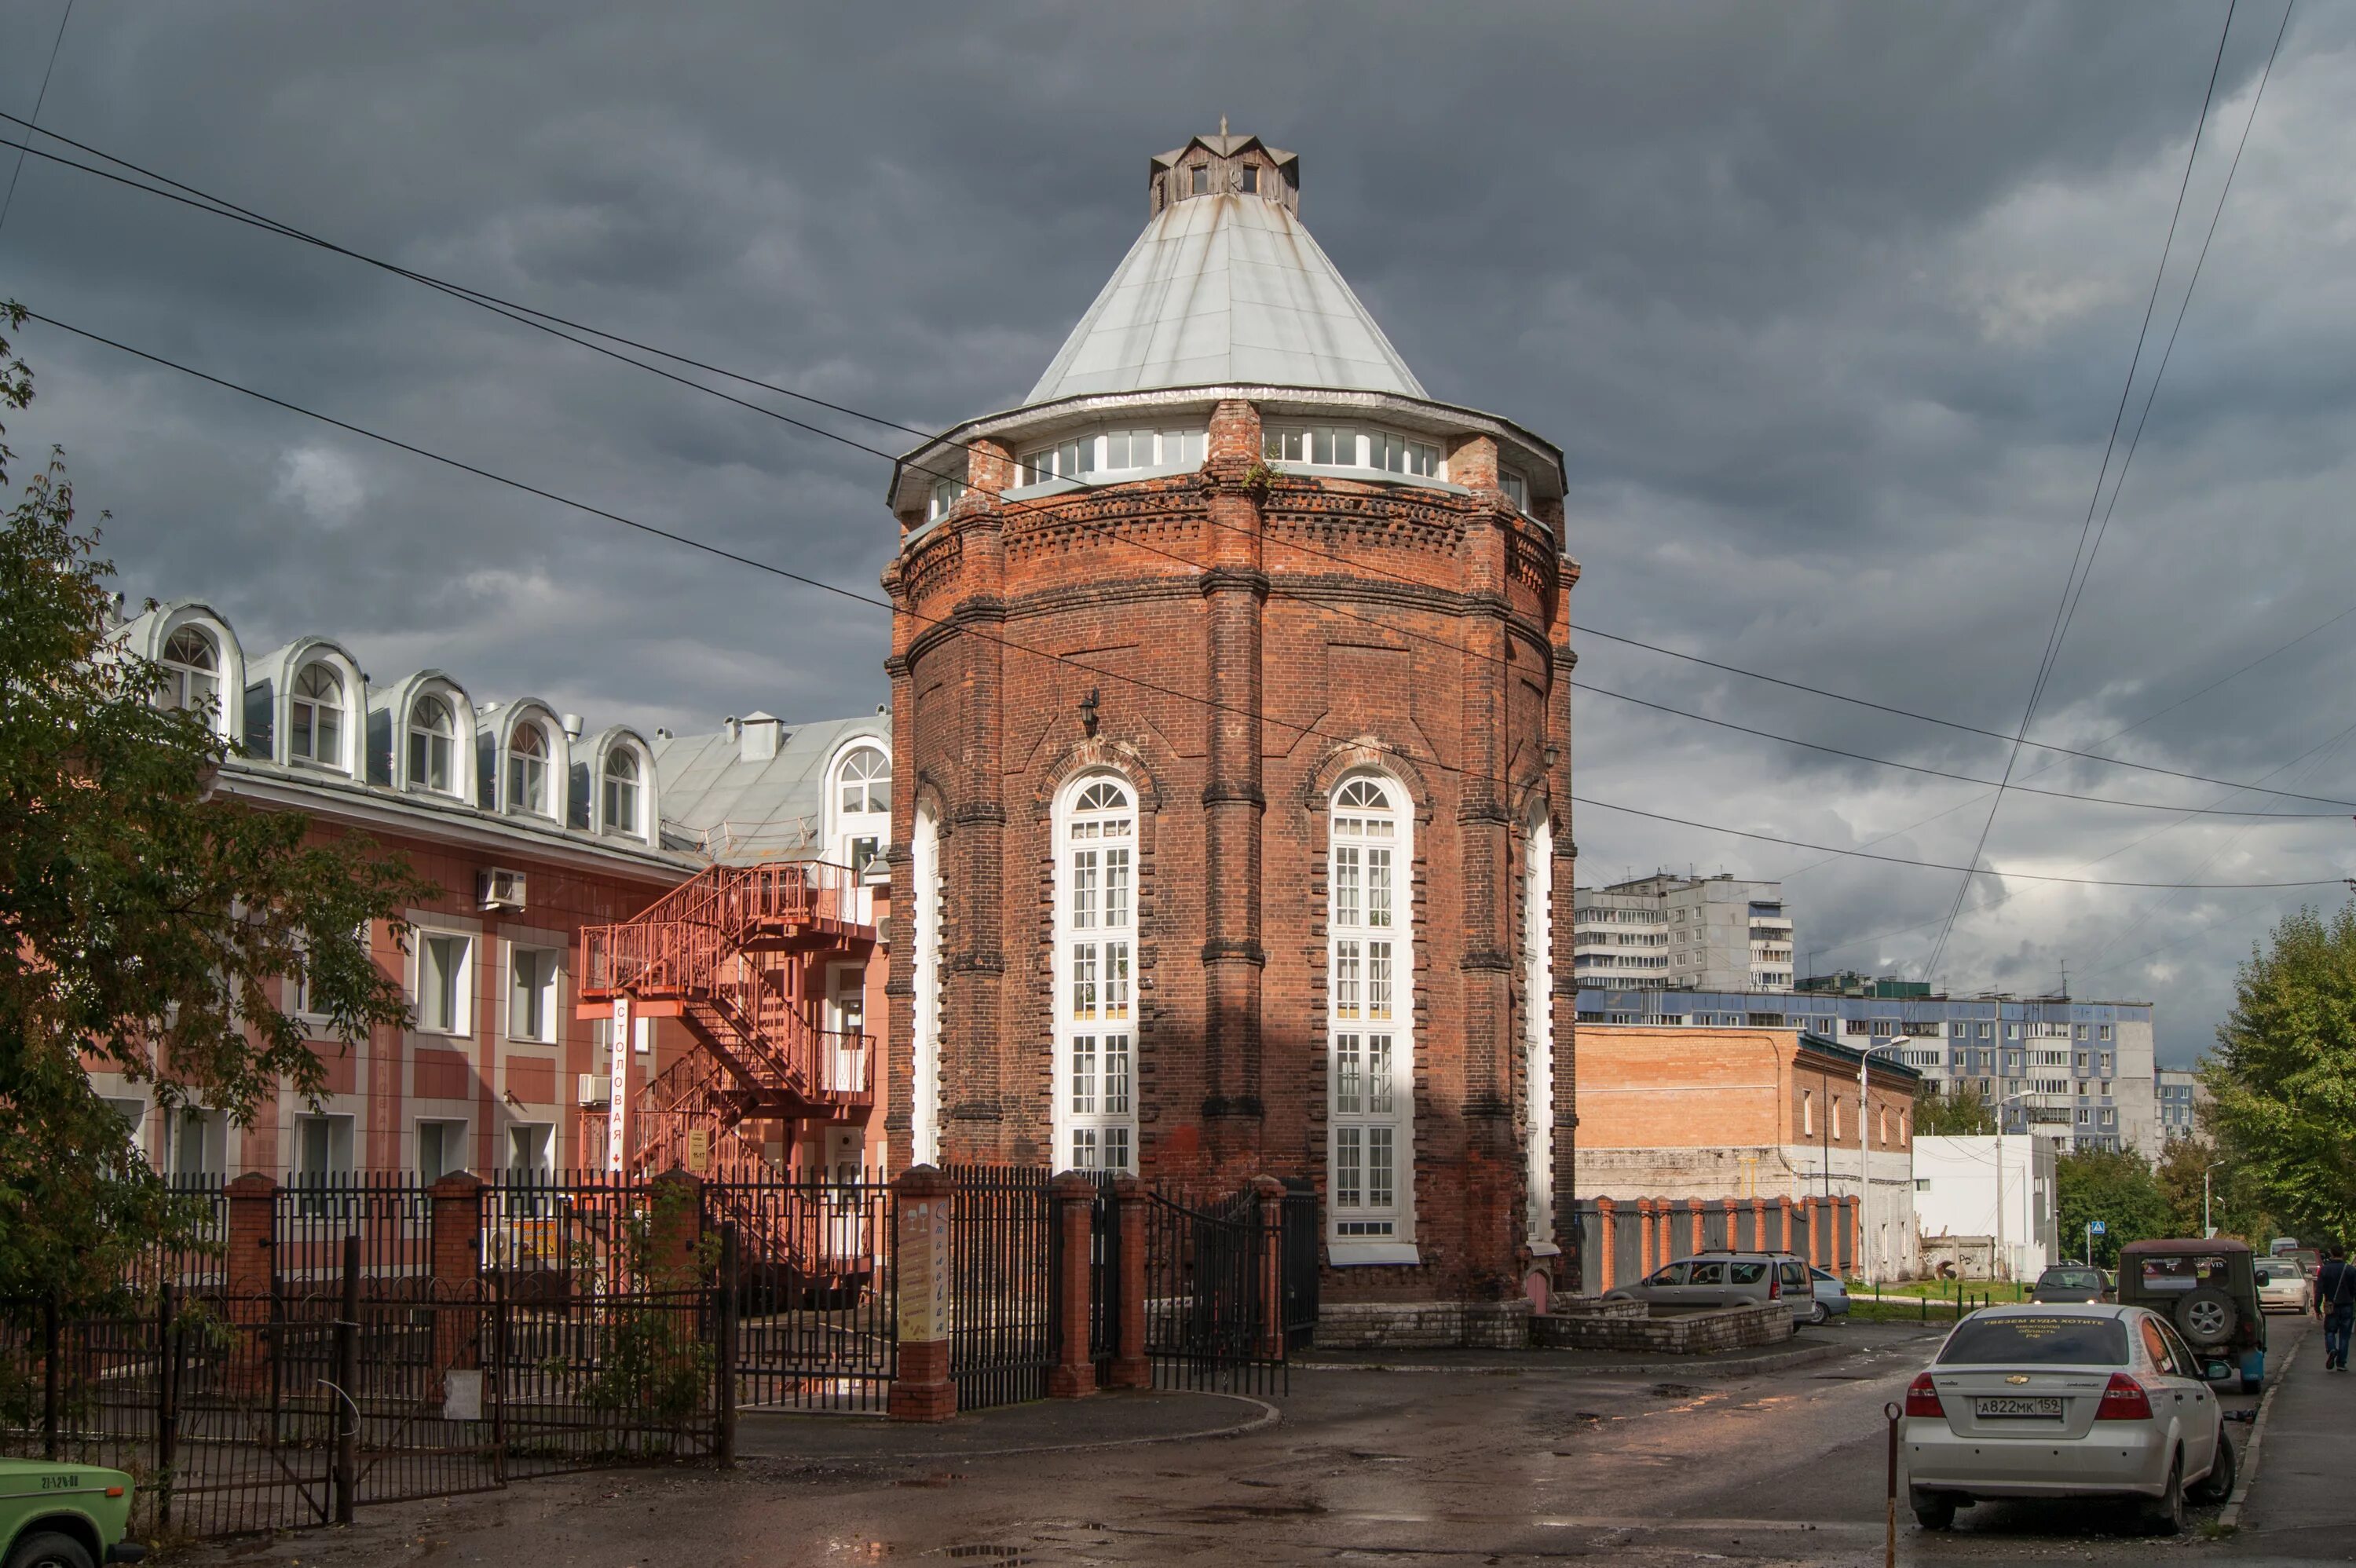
[602,747,642,838]
[160,627,220,713]
[289,663,344,769]
[1056,776,1136,1172]
[1330,775,1411,1241]
[831,743,891,875]
[508,722,551,816]
[1523,810,1555,1248]
[408,695,457,795]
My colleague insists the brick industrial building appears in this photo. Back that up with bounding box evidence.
[880,130,1576,1308]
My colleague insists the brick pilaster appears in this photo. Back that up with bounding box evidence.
[1047,1172,1098,1398]
[428,1171,486,1378]
[1200,399,1266,1173]
[1107,1175,1150,1387]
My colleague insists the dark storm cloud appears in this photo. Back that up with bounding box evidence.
[2,0,2347,1061]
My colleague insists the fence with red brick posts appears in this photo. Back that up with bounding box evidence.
[4,1162,1312,1539]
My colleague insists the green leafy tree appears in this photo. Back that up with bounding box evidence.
[2204,903,2356,1243]
[2054,1148,2173,1268]
[1913,1085,1997,1135]
[0,304,435,1305]
[2152,1133,2271,1244]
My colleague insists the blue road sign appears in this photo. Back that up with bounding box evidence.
[2090,1220,2107,1235]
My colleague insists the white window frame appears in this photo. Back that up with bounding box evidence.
[415,927,475,1037]
[1261,424,1440,479]
[417,1118,469,1183]
[288,660,347,771]
[602,744,646,839]
[828,740,891,875]
[1053,775,1138,1175]
[910,804,944,1166]
[293,1111,356,1215]
[1327,773,1414,1258]
[408,693,460,796]
[506,1121,555,1182]
[507,943,561,1044]
[1523,811,1556,1252]
[507,718,554,817]
[159,624,223,716]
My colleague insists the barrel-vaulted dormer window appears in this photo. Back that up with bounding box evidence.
[162,627,221,715]
[289,662,347,770]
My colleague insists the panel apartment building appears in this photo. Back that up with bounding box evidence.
[1571,874,1794,992]
[1577,981,2160,1157]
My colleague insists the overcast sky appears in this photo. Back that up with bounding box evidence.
[3,1,2348,1065]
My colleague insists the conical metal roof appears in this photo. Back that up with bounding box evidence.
[1023,185,1426,407]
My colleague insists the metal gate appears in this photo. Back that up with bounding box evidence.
[1143,1186,1291,1395]
[946,1166,1054,1410]
[708,1174,897,1414]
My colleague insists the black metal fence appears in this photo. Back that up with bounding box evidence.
[946,1165,1054,1411]
[1143,1184,1290,1397]
[713,1171,897,1415]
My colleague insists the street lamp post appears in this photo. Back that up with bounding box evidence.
[2204,1160,2224,1238]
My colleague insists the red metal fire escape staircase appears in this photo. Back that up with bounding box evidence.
[579,861,876,1271]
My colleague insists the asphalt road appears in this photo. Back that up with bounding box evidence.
[181,1316,2325,1568]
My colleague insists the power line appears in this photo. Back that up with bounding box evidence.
[24,304,2350,897]
[0,0,74,241]
[6,115,2354,813]
[1926,0,2248,982]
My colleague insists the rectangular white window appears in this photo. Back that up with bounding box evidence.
[928,477,964,519]
[509,946,558,1042]
[418,1120,466,1182]
[419,933,471,1035]
[1071,942,1099,1018]
[1499,470,1528,510]
[507,1123,554,1180]
[294,1113,355,1215]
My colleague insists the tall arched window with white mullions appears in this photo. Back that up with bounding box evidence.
[1330,775,1412,1241]
[1055,777,1136,1172]
[831,744,891,876]
[1523,810,1555,1248]
[910,804,944,1166]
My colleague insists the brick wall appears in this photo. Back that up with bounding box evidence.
[885,397,1574,1303]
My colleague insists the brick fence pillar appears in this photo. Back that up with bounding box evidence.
[888,1166,955,1423]
[1253,1176,1286,1361]
[1047,1172,1097,1399]
[1593,1198,1617,1294]
[1751,1197,1767,1254]
[646,1169,705,1288]
[428,1172,486,1383]
[1686,1198,1704,1256]
[1635,1199,1655,1277]
[1107,1175,1150,1388]
[224,1173,276,1396]
[1776,1196,1793,1253]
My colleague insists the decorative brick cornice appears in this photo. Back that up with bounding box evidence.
[1200,938,1267,967]
[1460,949,1514,973]
[1455,801,1513,828]
[948,1100,1003,1122]
[884,653,910,678]
[950,802,1007,827]
[953,594,1008,626]
[882,977,916,999]
[948,952,1005,974]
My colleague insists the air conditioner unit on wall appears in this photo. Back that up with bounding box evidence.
[477,868,527,912]
[577,1073,609,1106]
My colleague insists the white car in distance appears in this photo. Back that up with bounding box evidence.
[1902,1303,2233,1536]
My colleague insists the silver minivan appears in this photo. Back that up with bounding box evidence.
[1604,1251,1816,1322]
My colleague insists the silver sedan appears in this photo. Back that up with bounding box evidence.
[1902,1303,2233,1535]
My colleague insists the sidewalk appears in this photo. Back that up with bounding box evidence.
[1293,1318,1943,1377]
[735,1387,1275,1462]
[2225,1314,2350,1559]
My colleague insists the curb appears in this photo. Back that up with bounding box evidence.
[1293,1336,1862,1380]
[741,1391,1280,1464]
[2217,1330,2301,1531]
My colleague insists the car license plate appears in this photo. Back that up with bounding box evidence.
[1976,1396,2062,1418]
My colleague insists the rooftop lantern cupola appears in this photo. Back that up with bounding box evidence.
[1149,118,1301,216]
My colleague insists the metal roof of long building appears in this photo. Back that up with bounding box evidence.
[652,712,886,864]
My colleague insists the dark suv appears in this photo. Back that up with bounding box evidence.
[2116,1237,2266,1393]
